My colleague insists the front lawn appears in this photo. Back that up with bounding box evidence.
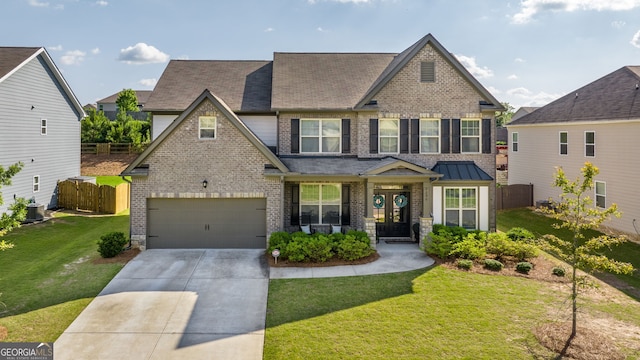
[95,175,130,187]
[0,211,129,342]
[497,208,640,294]
[265,266,640,359]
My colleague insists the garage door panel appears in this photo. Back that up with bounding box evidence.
[147,198,266,249]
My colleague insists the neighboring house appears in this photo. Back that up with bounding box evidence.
[507,66,640,236]
[0,47,85,214]
[510,106,538,122]
[122,34,503,250]
[96,90,151,120]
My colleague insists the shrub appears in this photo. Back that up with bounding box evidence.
[483,258,504,271]
[97,231,128,258]
[511,242,539,261]
[284,239,307,262]
[552,267,566,277]
[268,231,291,253]
[450,233,487,259]
[456,259,473,270]
[486,232,513,260]
[337,235,374,261]
[506,227,536,243]
[516,262,533,274]
[423,232,454,259]
[304,235,333,262]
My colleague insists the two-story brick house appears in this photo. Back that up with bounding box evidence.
[122,34,503,249]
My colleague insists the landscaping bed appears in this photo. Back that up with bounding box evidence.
[81,154,137,176]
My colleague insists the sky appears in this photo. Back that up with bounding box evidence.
[2,0,640,110]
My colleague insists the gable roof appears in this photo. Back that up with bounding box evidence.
[271,52,396,110]
[509,66,640,126]
[356,34,504,110]
[0,47,85,118]
[144,60,273,112]
[97,90,153,105]
[122,89,288,176]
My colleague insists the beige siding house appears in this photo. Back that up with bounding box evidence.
[508,66,640,236]
[123,34,503,250]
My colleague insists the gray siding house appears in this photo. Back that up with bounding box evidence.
[123,34,503,250]
[0,47,85,214]
[508,66,640,237]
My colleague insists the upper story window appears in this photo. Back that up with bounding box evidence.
[585,131,595,157]
[420,118,440,153]
[301,119,341,153]
[33,175,40,193]
[379,119,399,154]
[420,61,435,82]
[595,181,606,208]
[199,116,216,139]
[559,131,568,155]
[461,119,480,153]
[511,132,518,152]
[41,119,47,135]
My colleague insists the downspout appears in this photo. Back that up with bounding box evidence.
[121,175,133,249]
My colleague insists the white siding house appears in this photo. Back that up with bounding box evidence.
[0,47,85,214]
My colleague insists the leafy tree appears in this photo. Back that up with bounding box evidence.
[495,102,514,127]
[0,162,27,246]
[81,108,110,143]
[115,89,139,112]
[538,162,634,340]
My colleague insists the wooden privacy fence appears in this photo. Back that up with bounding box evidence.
[496,184,533,210]
[58,180,130,214]
[81,143,143,155]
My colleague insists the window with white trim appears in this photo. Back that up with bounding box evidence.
[559,131,568,155]
[585,131,595,157]
[444,187,477,229]
[420,118,440,153]
[41,119,47,135]
[301,119,341,153]
[595,181,606,208]
[33,175,40,193]
[512,132,518,152]
[379,119,399,154]
[300,184,341,224]
[199,116,216,139]
[461,119,480,153]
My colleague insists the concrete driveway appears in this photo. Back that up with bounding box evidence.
[54,249,269,360]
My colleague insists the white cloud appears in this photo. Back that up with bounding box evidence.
[507,87,562,106]
[176,55,190,60]
[512,0,640,24]
[118,43,169,64]
[91,47,100,55]
[507,74,518,80]
[49,45,63,51]
[309,0,372,3]
[611,20,626,29]
[631,30,640,48]
[139,78,157,87]
[264,27,275,32]
[28,0,49,7]
[317,27,327,32]
[455,54,494,79]
[96,0,108,6]
[514,57,525,63]
[60,50,86,65]
[487,86,501,94]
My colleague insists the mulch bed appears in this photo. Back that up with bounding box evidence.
[81,154,138,176]
[266,251,380,267]
[92,248,140,264]
[533,322,624,360]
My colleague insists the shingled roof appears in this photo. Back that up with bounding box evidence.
[509,66,640,125]
[144,60,273,112]
[0,47,41,80]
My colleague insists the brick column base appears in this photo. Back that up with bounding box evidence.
[419,217,433,248]
[363,217,377,249]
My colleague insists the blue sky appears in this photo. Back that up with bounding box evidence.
[3,0,640,110]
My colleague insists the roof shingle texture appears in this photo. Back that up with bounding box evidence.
[98,90,153,105]
[510,66,640,125]
[0,47,40,79]
[279,156,421,176]
[144,60,273,112]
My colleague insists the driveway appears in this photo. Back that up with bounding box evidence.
[54,249,269,360]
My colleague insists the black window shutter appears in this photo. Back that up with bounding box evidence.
[441,119,450,153]
[369,119,378,154]
[400,119,409,154]
[451,118,461,154]
[291,119,300,154]
[342,119,350,154]
[341,184,350,225]
[291,184,299,225]
[482,118,492,154]
[411,119,420,153]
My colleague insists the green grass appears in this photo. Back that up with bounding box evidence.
[95,176,130,187]
[497,208,640,292]
[0,211,129,342]
[265,266,640,359]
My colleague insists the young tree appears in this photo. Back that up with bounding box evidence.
[495,102,514,127]
[81,108,110,143]
[0,162,27,247]
[538,162,634,339]
[115,89,139,112]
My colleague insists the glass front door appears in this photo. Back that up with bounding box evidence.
[373,191,410,237]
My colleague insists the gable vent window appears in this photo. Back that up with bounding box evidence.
[420,61,435,82]
[41,119,47,135]
[199,116,216,139]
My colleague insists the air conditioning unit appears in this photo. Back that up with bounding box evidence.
[26,203,44,222]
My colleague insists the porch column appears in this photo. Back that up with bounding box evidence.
[364,216,377,249]
[422,181,431,217]
[364,180,376,249]
[419,217,433,248]
[365,181,374,218]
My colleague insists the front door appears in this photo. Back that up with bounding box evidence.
[373,191,410,237]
